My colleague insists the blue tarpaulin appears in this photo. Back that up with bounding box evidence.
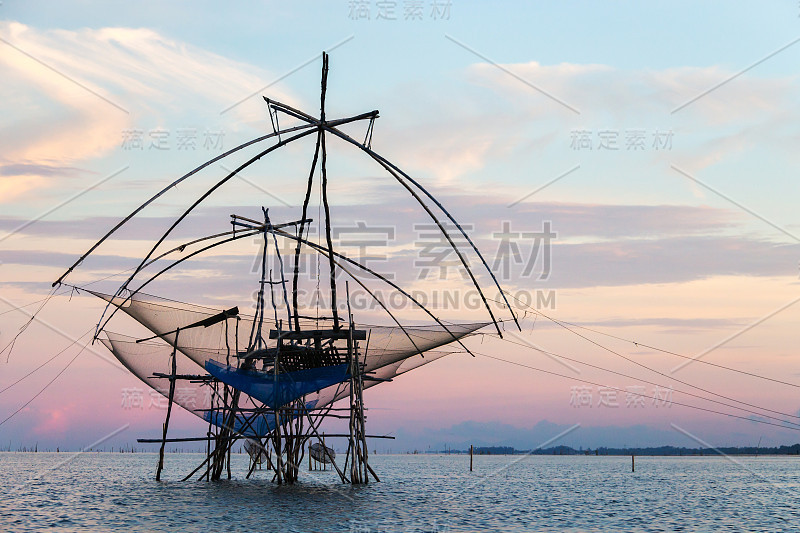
[203,398,321,437]
[205,360,349,408]
[203,410,276,437]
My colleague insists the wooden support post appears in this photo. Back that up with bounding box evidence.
[470,444,473,472]
[210,386,240,481]
[274,407,283,484]
[272,323,284,484]
[156,328,179,481]
[227,440,232,480]
[346,296,358,482]
[357,335,370,482]
[631,455,635,472]
[322,433,327,471]
[366,461,380,483]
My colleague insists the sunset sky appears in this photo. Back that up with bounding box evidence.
[2,1,800,452]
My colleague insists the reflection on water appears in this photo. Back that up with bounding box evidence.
[1,452,799,532]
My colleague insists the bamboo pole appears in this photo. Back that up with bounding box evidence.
[345,282,361,483]
[322,433,327,471]
[225,320,233,480]
[273,321,284,484]
[156,328,179,481]
[318,52,339,330]
[294,402,347,482]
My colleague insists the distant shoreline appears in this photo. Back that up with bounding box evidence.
[3,449,800,457]
[419,444,800,456]
[4,443,800,456]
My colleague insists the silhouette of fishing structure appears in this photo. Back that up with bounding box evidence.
[52,52,518,483]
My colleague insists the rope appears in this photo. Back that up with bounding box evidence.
[0,328,93,395]
[493,335,800,427]
[497,291,800,390]
[1,285,59,363]
[0,337,88,428]
[473,350,800,433]
[489,299,800,423]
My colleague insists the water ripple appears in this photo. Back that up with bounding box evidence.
[1,453,799,531]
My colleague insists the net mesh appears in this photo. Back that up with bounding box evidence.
[101,330,456,434]
[89,289,485,375]
[93,288,481,434]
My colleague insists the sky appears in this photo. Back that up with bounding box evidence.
[2,1,800,452]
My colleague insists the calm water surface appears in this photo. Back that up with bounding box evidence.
[1,452,799,532]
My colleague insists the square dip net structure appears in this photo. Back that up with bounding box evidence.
[52,52,517,483]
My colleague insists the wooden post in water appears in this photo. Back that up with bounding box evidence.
[156,328,179,481]
[631,454,635,472]
[470,444,473,472]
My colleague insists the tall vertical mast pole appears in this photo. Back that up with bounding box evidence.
[291,139,320,333]
[319,52,340,330]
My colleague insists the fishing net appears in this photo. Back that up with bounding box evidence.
[95,288,476,434]
[89,289,485,375]
[102,330,457,435]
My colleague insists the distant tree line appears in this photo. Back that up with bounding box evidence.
[433,444,800,456]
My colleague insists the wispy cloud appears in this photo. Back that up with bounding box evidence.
[0,21,299,198]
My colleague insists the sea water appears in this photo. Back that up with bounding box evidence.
[1,452,799,532]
